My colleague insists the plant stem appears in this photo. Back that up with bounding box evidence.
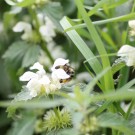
[28,7,54,64]
[125,99,135,119]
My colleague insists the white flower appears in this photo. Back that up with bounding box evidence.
[51,58,69,71]
[117,45,135,66]
[49,78,61,92]
[52,69,70,80]
[39,17,56,42]
[19,58,73,98]
[20,62,50,97]
[129,20,135,29]
[13,21,33,40]
[128,20,135,36]
[51,58,71,84]
[17,0,24,2]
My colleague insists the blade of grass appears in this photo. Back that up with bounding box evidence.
[75,0,114,91]
[85,67,111,94]
[60,17,104,88]
[65,13,135,32]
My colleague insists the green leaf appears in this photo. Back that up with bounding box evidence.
[60,0,76,15]
[14,87,33,102]
[4,12,15,30]
[7,112,36,135]
[0,98,68,109]
[22,45,40,67]
[16,0,35,7]
[90,89,135,103]
[87,0,109,16]
[65,13,135,31]
[112,58,126,74]
[3,41,30,62]
[75,0,114,91]
[3,41,40,67]
[60,17,104,87]
[85,67,111,94]
[40,2,63,31]
[98,112,134,135]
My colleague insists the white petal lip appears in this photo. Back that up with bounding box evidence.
[19,71,38,81]
[13,22,31,32]
[117,45,135,56]
[52,69,70,79]
[117,45,135,66]
[128,20,135,28]
[39,76,51,85]
[51,58,69,71]
[30,62,44,71]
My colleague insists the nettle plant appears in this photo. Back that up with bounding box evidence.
[2,0,135,135]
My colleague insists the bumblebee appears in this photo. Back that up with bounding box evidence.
[55,64,75,83]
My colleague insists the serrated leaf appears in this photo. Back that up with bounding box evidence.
[98,112,134,135]
[40,2,63,31]
[22,45,40,67]
[3,41,30,62]
[3,41,40,67]
[61,0,76,15]
[6,112,36,135]
[14,87,33,102]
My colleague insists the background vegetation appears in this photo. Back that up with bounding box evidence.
[1,0,135,135]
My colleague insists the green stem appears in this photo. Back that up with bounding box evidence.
[28,7,54,64]
[125,99,135,119]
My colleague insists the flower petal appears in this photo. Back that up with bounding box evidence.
[13,21,31,32]
[128,20,135,29]
[51,58,69,71]
[117,45,135,57]
[52,69,70,79]
[39,75,51,85]
[19,71,38,81]
[30,62,44,71]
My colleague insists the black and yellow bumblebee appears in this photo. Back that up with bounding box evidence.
[55,64,75,83]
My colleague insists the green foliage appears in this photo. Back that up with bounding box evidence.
[98,112,134,135]
[1,0,135,135]
[6,111,36,135]
[3,41,40,67]
[44,108,72,131]
[40,2,63,31]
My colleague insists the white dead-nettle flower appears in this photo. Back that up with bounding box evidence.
[128,20,135,36]
[20,62,50,97]
[39,16,56,42]
[117,45,135,66]
[19,59,71,98]
[51,58,69,71]
[51,58,70,81]
[13,21,33,40]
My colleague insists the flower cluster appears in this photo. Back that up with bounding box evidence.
[19,58,73,98]
[13,15,55,42]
